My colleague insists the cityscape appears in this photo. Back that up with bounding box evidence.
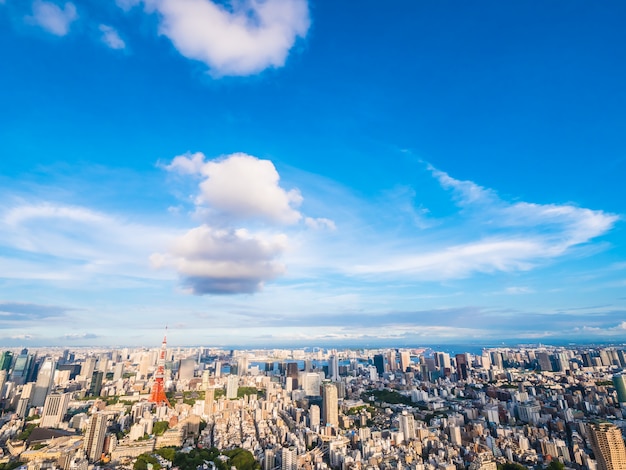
[2,1,626,470]
[3,340,626,470]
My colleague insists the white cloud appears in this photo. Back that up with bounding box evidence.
[333,165,619,281]
[167,152,303,225]
[151,225,287,294]
[305,217,336,231]
[30,0,77,36]
[0,202,178,281]
[99,24,126,50]
[136,0,310,76]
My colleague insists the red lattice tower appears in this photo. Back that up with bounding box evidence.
[149,334,170,406]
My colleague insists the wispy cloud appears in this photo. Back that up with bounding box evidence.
[29,0,77,36]
[99,24,125,50]
[344,165,618,281]
[121,0,310,76]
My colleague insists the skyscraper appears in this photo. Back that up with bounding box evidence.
[328,355,339,381]
[455,354,469,380]
[0,351,13,372]
[589,422,626,470]
[204,387,215,416]
[399,351,411,372]
[226,375,239,399]
[41,392,71,428]
[31,357,56,407]
[373,354,385,375]
[614,374,626,404]
[322,383,338,427]
[399,410,416,441]
[85,412,107,462]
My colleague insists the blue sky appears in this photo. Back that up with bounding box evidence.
[1,0,626,347]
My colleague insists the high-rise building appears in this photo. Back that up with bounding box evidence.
[0,370,6,400]
[0,351,13,372]
[322,383,338,427]
[373,354,385,375]
[41,392,71,428]
[614,374,626,404]
[178,358,196,381]
[309,404,320,427]
[89,371,104,397]
[281,447,297,470]
[588,422,626,470]
[204,387,215,416]
[81,357,97,380]
[226,375,239,399]
[387,350,397,372]
[303,372,321,396]
[399,351,411,372]
[31,357,56,407]
[11,349,33,385]
[328,355,339,381]
[399,411,416,441]
[455,354,469,380]
[85,412,107,462]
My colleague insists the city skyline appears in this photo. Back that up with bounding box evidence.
[1,1,626,346]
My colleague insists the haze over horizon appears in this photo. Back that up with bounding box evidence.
[1,0,625,347]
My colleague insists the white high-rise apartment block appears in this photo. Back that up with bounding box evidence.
[41,392,71,428]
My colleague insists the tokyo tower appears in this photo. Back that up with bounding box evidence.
[149,334,170,406]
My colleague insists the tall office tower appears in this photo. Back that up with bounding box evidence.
[536,352,553,372]
[328,355,339,381]
[399,351,411,372]
[204,387,215,416]
[149,335,170,406]
[436,352,451,370]
[0,370,6,399]
[588,422,626,470]
[303,372,321,396]
[449,425,462,446]
[237,356,249,376]
[41,392,71,428]
[11,349,33,384]
[96,356,109,373]
[31,357,56,407]
[373,354,385,375]
[263,449,275,470]
[614,374,626,404]
[112,363,124,381]
[16,382,34,417]
[214,361,221,378]
[310,404,320,427]
[399,411,416,441]
[286,362,299,379]
[81,357,97,380]
[455,354,469,380]
[226,375,239,399]
[0,351,13,372]
[85,412,107,462]
[387,350,397,372]
[89,371,104,397]
[178,358,195,380]
[322,383,339,427]
[281,446,297,470]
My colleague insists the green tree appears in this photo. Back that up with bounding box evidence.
[155,447,177,461]
[134,453,161,470]
[152,421,169,436]
[546,461,565,470]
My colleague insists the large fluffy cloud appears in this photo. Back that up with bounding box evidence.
[167,152,303,224]
[129,0,309,76]
[151,225,287,294]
